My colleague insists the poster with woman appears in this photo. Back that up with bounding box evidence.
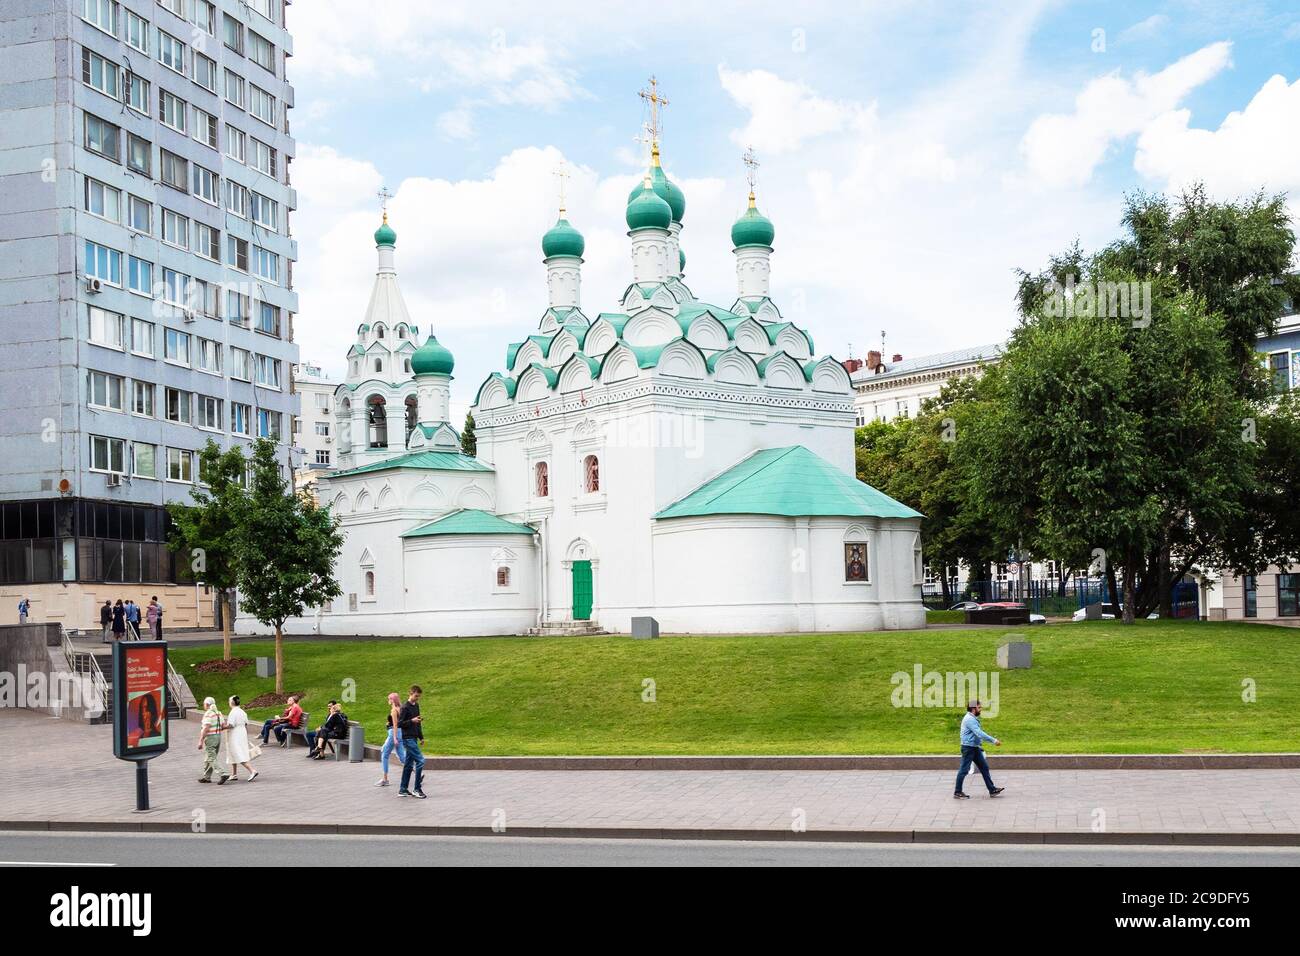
[113,642,169,758]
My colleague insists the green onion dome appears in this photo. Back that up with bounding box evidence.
[541,217,585,259]
[626,179,672,231]
[374,214,397,247]
[411,334,454,375]
[731,194,775,248]
[626,153,685,224]
[678,247,686,274]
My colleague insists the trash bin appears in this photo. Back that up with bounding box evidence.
[348,722,365,763]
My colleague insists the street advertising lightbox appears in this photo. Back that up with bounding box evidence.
[112,641,169,761]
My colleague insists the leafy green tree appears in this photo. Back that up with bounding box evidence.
[461,411,477,457]
[167,440,248,660]
[235,439,344,693]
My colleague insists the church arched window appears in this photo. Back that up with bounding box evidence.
[398,326,406,339]
[364,570,375,596]
[376,324,385,339]
[404,359,411,373]
[374,358,383,373]
[583,454,599,493]
[496,566,510,588]
[535,461,549,498]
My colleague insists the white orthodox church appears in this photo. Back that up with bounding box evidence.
[258,133,927,637]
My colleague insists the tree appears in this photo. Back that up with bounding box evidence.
[235,439,344,693]
[461,411,477,457]
[166,440,248,660]
[855,375,1011,605]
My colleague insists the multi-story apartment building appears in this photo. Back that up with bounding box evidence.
[290,361,336,494]
[0,0,299,628]
[1208,313,1300,625]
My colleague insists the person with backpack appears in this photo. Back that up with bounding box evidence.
[304,700,349,759]
[17,597,31,624]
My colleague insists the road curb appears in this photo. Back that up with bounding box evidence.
[3,818,1297,847]
[357,749,1300,770]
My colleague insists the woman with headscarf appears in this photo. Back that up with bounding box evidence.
[196,697,229,784]
[222,695,259,783]
[374,691,407,787]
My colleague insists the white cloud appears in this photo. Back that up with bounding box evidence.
[718,67,874,154]
[1119,14,1171,43]
[1135,73,1300,201]
[436,108,476,141]
[1020,41,1233,187]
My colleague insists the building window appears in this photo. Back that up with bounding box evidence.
[160,150,188,191]
[1243,575,1257,618]
[157,30,185,74]
[81,0,117,36]
[496,567,511,588]
[250,138,276,177]
[315,422,330,436]
[250,192,277,229]
[132,442,156,479]
[225,126,246,164]
[231,403,251,435]
[126,256,152,296]
[195,338,222,374]
[198,395,222,430]
[90,435,126,474]
[132,380,154,416]
[127,194,151,233]
[1279,573,1300,617]
[192,1,216,36]
[583,454,600,493]
[131,318,154,356]
[252,245,278,283]
[161,267,188,305]
[84,113,120,161]
[84,241,122,286]
[81,48,120,100]
[364,570,375,597]
[315,450,331,466]
[193,51,217,92]
[229,348,251,381]
[167,447,194,483]
[374,359,383,373]
[224,69,245,109]
[84,177,121,222]
[164,387,192,424]
[255,355,282,388]
[228,291,251,327]
[534,461,549,497]
[223,14,244,55]
[194,224,220,262]
[844,542,869,582]
[88,307,125,350]
[249,84,275,126]
[1269,352,1291,395]
[159,89,187,132]
[192,163,220,204]
[249,31,275,73]
[257,302,280,336]
[126,133,150,175]
[227,235,249,271]
[124,72,149,113]
[125,10,148,52]
[87,370,124,411]
[164,328,191,365]
[193,110,219,151]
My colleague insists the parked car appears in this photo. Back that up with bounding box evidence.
[1071,604,1159,622]
[949,601,981,611]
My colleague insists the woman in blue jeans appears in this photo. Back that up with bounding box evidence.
[374,692,406,787]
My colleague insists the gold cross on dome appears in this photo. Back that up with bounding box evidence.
[553,161,570,215]
[638,75,669,150]
[742,145,760,194]
[377,186,393,223]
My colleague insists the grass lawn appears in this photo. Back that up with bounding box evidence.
[171,620,1300,756]
[925,610,965,624]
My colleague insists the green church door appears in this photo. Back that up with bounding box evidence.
[571,560,593,621]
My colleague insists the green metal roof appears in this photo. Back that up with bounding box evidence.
[401,509,535,538]
[328,450,493,480]
[524,362,558,388]
[655,446,922,520]
[473,372,517,407]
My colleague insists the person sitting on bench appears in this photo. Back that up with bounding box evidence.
[304,701,349,759]
[259,696,303,746]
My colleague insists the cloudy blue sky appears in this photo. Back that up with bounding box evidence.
[286,0,1300,417]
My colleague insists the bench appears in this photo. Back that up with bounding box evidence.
[326,721,365,762]
[279,712,311,748]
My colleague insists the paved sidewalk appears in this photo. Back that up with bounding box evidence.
[2,711,1298,845]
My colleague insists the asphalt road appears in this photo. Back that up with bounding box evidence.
[2,831,1296,867]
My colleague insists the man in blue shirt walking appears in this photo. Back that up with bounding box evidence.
[955,699,1005,799]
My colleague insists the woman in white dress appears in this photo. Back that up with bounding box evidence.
[223,695,259,782]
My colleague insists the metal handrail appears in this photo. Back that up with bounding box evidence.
[165,657,188,717]
[60,630,108,720]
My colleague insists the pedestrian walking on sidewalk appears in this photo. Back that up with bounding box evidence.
[125,599,141,639]
[196,697,229,784]
[146,597,162,640]
[375,692,407,787]
[954,699,1004,799]
[223,695,259,783]
[397,685,427,799]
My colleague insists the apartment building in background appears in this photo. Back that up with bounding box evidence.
[850,343,1004,426]
[0,0,299,628]
[290,360,336,494]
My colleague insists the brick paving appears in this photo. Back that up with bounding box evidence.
[2,711,1298,842]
